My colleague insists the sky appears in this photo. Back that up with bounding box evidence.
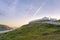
[0,0,60,28]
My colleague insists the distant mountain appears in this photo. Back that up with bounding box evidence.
[0,24,12,31]
[0,20,60,40]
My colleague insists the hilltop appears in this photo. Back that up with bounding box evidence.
[0,19,60,40]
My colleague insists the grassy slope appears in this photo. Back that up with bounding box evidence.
[0,22,60,40]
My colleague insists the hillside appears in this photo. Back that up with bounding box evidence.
[0,21,60,40]
[0,24,12,31]
[56,19,60,22]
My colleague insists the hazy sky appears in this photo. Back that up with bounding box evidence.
[0,0,60,28]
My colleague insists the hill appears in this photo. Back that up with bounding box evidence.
[0,24,12,31]
[56,19,60,22]
[0,21,60,40]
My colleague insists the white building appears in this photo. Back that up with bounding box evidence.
[49,18,57,21]
[41,17,57,21]
[41,17,49,21]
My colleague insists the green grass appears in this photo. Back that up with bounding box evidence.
[0,22,60,40]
